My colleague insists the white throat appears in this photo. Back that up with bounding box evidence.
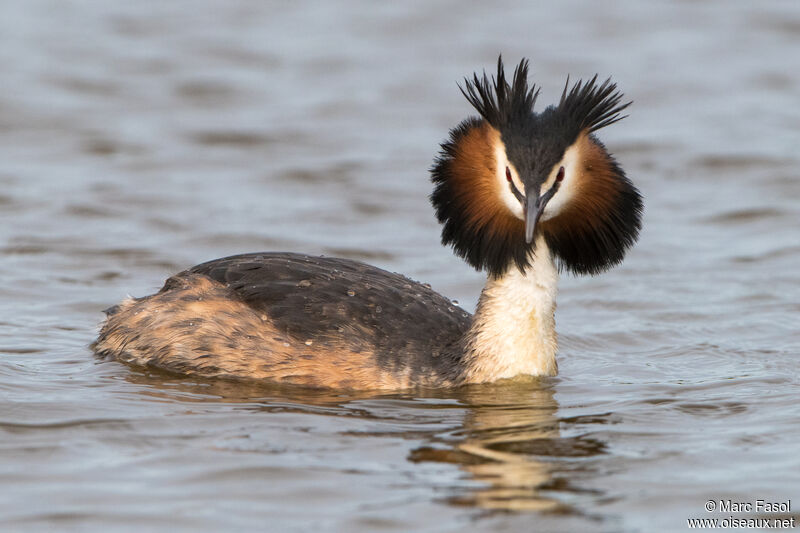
[463,235,559,382]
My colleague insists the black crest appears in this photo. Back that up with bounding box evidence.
[558,74,631,134]
[459,56,540,128]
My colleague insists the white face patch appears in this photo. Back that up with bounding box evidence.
[539,141,581,222]
[493,140,525,220]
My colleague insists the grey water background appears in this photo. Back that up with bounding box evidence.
[1,1,798,531]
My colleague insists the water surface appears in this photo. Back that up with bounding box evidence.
[1,1,799,531]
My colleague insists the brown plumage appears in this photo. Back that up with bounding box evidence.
[445,122,526,253]
[94,56,642,390]
[540,133,641,275]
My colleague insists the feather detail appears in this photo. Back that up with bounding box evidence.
[459,56,540,128]
[541,134,643,275]
[559,75,631,133]
[430,120,529,277]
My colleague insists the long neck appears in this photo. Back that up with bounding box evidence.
[462,235,559,382]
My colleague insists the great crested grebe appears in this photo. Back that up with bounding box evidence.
[93,57,642,390]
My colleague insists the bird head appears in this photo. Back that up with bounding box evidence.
[430,56,643,277]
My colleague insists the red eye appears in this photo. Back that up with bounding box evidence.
[505,166,512,182]
[556,166,565,182]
